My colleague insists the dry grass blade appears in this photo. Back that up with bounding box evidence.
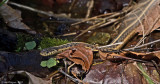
[124,39,160,51]
[110,0,159,49]
[74,19,105,39]
[72,7,132,39]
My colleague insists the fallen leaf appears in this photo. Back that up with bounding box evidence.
[25,41,36,50]
[148,51,160,60]
[0,4,36,34]
[136,0,160,35]
[110,0,160,49]
[56,45,93,72]
[83,61,143,84]
[99,51,160,62]
[11,71,52,84]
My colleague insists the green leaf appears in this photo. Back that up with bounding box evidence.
[46,58,57,68]
[40,61,47,67]
[137,63,155,84]
[25,41,36,50]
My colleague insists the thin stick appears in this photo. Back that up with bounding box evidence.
[133,12,145,44]
[8,1,80,22]
[151,60,160,76]
[124,39,160,50]
[71,13,113,26]
[58,68,82,83]
[8,1,53,16]
[134,15,160,47]
[98,42,123,48]
[46,70,59,80]
[69,0,78,11]
[72,7,131,26]
[74,19,105,39]
[85,0,94,18]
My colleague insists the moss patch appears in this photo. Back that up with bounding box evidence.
[39,37,69,49]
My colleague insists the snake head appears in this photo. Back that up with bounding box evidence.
[40,47,58,56]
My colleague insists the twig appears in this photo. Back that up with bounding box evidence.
[69,0,78,11]
[71,7,132,26]
[124,39,160,50]
[58,32,77,37]
[73,7,132,39]
[8,1,53,16]
[98,42,123,48]
[98,18,121,28]
[85,0,94,18]
[74,17,122,39]
[151,60,160,76]
[133,12,145,44]
[74,19,105,39]
[45,70,59,80]
[71,13,113,26]
[134,15,160,47]
[103,7,132,21]
[58,68,82,83]
[8,1,81,23]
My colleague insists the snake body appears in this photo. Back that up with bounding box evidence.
[40,42,102,56]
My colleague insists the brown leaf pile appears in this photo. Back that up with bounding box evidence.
[56,46,93,71]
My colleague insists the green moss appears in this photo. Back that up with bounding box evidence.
[16,33,69,51]
[16,33,34,52]
[39,37,69,49]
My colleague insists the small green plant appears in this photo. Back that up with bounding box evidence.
[39,37,69,49]
[24,41,36,50]
[16,33,34,52]
[137,63,154,84]
[40,58,59,68]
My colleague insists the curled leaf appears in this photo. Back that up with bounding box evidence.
[56,45,93,71]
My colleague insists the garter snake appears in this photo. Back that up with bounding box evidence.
[40,26,137,56]
[40,42,98,56]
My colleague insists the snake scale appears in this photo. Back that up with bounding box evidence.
[40,42,111,56]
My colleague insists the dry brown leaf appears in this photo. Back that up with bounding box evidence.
[148,51,160,60]
[83,61,144,84]
[136,0,160,35]
[99,50,160,62]
[99,51,129,61]
[0,4,36,34]
[111,0,160,49]
[56,46,93,71]
[11,71,52,84]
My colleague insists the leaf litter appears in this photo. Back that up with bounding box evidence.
[1,0,160,84]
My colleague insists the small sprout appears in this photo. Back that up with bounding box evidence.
[25,41,36,50]
[40,58,57,68]
[40,61,47,67]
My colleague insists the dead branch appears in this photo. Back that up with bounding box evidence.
[8,1,81,23]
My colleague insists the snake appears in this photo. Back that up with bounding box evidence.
[40,28,137,56]
[40,42,113,56]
